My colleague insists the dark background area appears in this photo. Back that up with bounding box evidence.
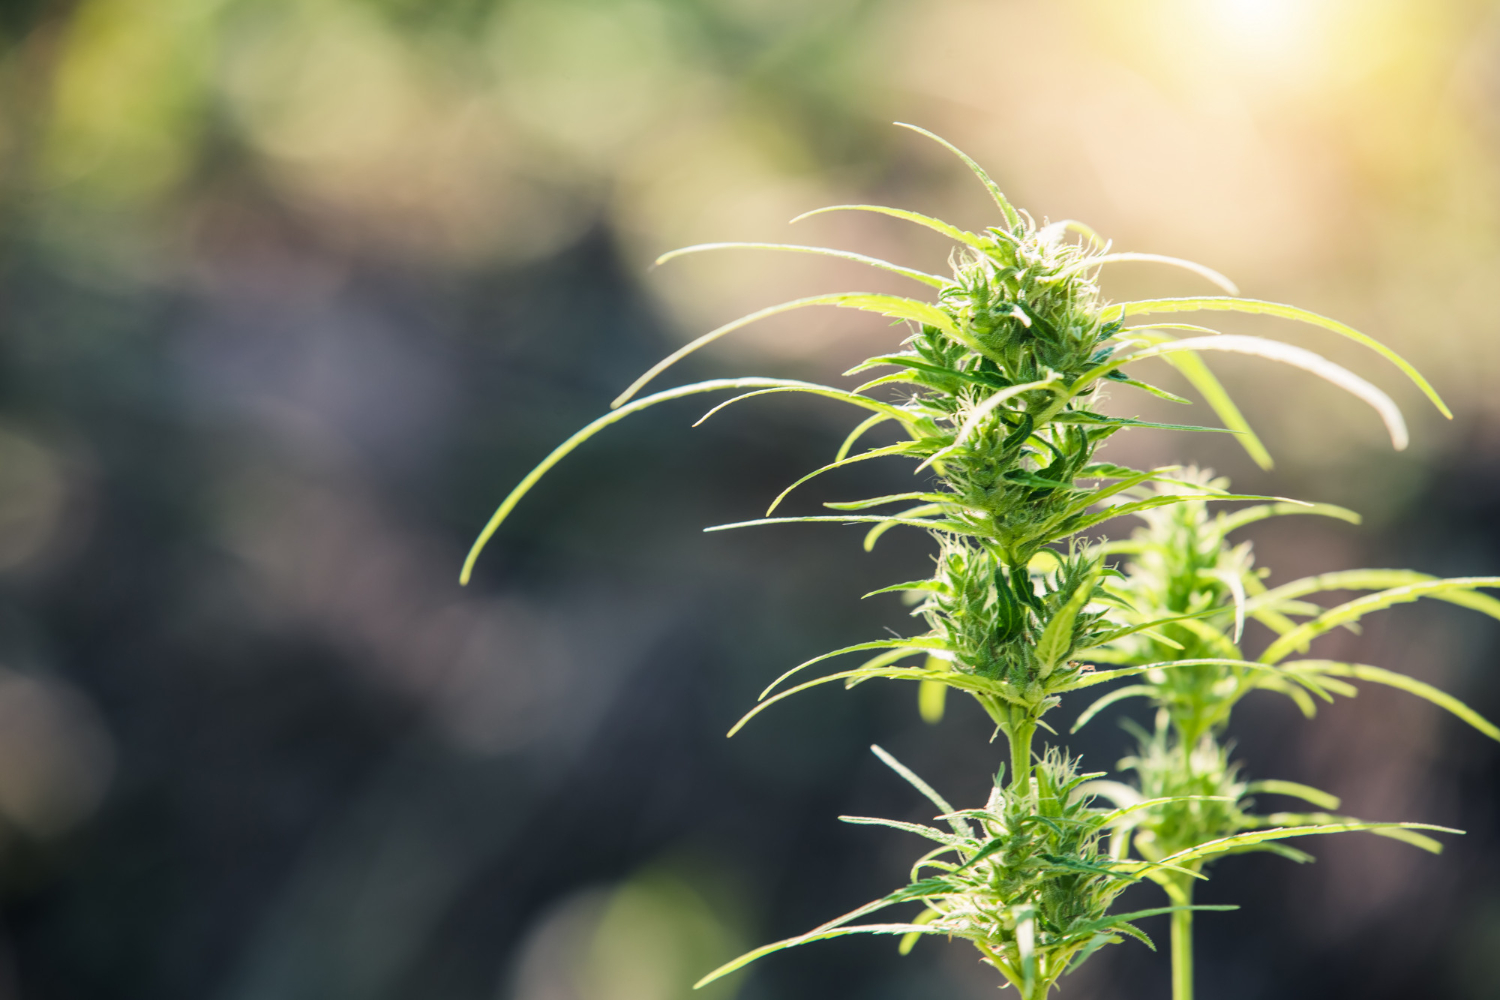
[0,1,1497,998]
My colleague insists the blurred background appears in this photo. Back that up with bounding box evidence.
[0,0,1497,997]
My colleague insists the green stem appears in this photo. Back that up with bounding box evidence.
[1170,879,1194,1000]
[1007,714,1036,794]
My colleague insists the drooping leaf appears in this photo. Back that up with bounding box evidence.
[1243,780,1341,811]
[655,241,948,288]
[1122,335,1409,450]
[1160,348,1273,469]
[1056,253,1239,295]
[463,377,883,583]
[1261,577,1500,662]
[1286,660,1500,742]
[790,203,995,252]
[1101,296,1452,419]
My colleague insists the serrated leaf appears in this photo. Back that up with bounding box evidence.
[1036,563,1101,677]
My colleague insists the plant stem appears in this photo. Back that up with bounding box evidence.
[1170,879,1194,1000]
[1007,714,1036,794]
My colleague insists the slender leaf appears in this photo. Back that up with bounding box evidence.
[895,122,1023,229]
[1261,577,1500,662]
[1288,660,1500,741]
[1101,296,1452,419]
[1122,335,1409,450]
[655,242,947,288]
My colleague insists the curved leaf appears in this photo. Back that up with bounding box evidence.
[1243,780,1341,811]
[836,412,892,462]
[870,744,971,836]
[1288,660,1500,742]
[1153,821,1462,869]
[1123,335,1409,450]
[767,442,923,515]
[791,204,995,252]
[612,292,968,407]
[1261,577,1500,663]
[692,386,912,429]
[893,122,1024,230]
[463,377,865,583]
[1071,685,1153,732]
[655,241,947,288]
[1101,296,1451,419]
[1216,501,1361,535]
[758,638,944,701]
[1057,253,1239,295]
[1160,349,1272,469]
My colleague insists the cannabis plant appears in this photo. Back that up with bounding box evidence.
[466,126,1486,998]
[1079,475,1500,998]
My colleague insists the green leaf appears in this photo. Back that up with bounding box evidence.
[838,814,960,844]
[1074,606,1223,651]
[1071,685,1153,732]
[1261,577,1500,663]
[768,442,923,515]
[693,385,912,429]
[1069,491,1306,534]
[1160,348,1273,469]
[791,203,995,253]
[463,377,870,584]
[1060,657,1310,694]
[730,663,1030,737]
[1122,335,1409,450]
[1215,501,1361,535]
[1056,253,1239,295]
[918,676,948,724]
[1112,376,1192,405]
[758,638,945,701]
[1101,296,1452,419]
[612,291,972,407]
[824,492,952,511]
[1036,563,1102,677]
[693,919,942,989]
[1153,821,1462,868]
[1067,905,1238,939]
[705,513,969,536]
[1251,570,1500,624]
[655,241,947,288]
[864,505,948,551]
[1254,812,1445,854]
[870,744,968,834]
[1287,660,1500,742]
[1096,795,1237,828]
[897,908,940,956]
[894,123,1024,229]
[1244,780,1341,811]
[1050,412,1243,434]
[836,412,892,462]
